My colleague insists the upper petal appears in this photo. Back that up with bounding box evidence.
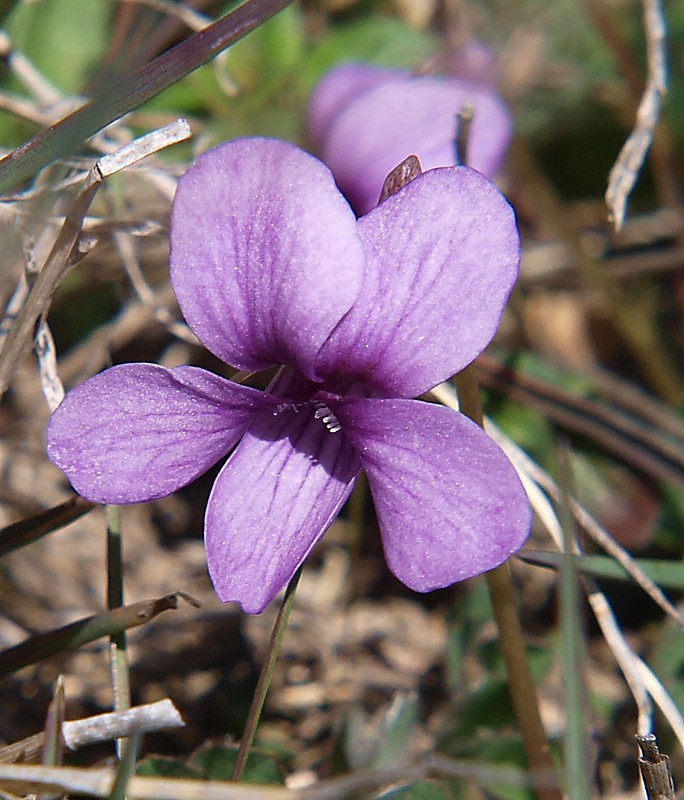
[446,41,500,86]
[308,63,406,148]
[205,405,360,613]
[316,166,520,397]
[332,397,530,591]
[319,76,512,215]
[170,138,365,380]
[47,364,273,504]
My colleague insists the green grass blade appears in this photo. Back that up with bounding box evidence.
[0,0,294,194]
[521,550,684,590]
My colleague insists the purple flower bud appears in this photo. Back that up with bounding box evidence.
[308,61,512,215]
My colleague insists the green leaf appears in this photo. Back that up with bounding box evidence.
[445,679,516,742]
[476,641,551,684]
[136,757,201,779]
[191,743,284,784]
[371,693,419,769]
[302,16,437,92]
[344,693,419,771]
[6,0,112,93]
[477,738,536,800]
[651,616,684,712]
[228,5,304,91]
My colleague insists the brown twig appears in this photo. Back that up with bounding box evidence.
[636,734,676,800]
[455,364,561,800]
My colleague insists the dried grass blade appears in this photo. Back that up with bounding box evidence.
[0,758,550,800]
[605,0,667,229]
[476,355,684,490]
[478,410,681,741]
[0,168,101,398]
[0,594,183,678]
[41,676,66,768]
[472,401,684,630]
[0,496,97,559]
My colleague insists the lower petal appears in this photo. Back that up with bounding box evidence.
[205,405,361,613]
[47,364,273,504]
[333,397,530,591]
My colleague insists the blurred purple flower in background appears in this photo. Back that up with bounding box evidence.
[47,137,530,614]
[308,52,512,215]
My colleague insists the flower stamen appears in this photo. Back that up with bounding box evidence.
[313,402,342,433]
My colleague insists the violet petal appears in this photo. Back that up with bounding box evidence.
[320,76,512,215]
[447,41,500,86]
[308,63,406,148]
[205,405,360,613]
[333,397,530,590]
[47,364,273,504]
[316,166,520,398]
[170,137,364,380]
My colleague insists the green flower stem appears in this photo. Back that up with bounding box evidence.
[455,364,561,800]
[107,732,143,800]
[106,505,131,758]
[232,567,302,782]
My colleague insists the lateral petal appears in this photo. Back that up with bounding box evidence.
[316,166,520,398]
[205,405,360,614]
[333,397,530,591]
[170,137,364,380]
[47,364,272,504]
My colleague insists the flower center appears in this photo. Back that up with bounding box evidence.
[271,398,342,434]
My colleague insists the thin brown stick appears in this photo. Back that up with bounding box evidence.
[636,734,676,800]
[455,363,561,800]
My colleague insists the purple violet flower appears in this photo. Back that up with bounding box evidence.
[308,62,512,216]
[47,137,530,614]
